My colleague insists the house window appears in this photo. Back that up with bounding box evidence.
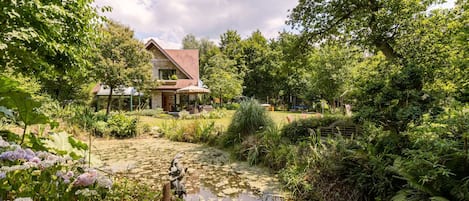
[159,69,176,80]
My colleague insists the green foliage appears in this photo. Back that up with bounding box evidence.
[104,177,161,200]
[127,108,166,118]
[0,136,159,200]
[94,21,152,115]
[203,54,243,103]
[223,103,240,110]
[106,113,137,138]
[306,43,360,104]
[43,132,88,160]
[389,103,469,200]
[0,0,104,102]
[225,99,273,145]
[281,115,354,143]
[160,120,221,144]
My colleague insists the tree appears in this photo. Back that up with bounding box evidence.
[182,34,200,49]
[0,0,104,103]
[288,0,457,132]
[306,43,360,107]
[242,30,282,101]
[180,34,219,78]
[271,32,311,108]
[94,21,152,115]
[219,30,246,76]
[288,0,437,60]
[198,38,220,78]
[203,54,243,104]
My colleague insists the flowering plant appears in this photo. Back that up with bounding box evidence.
[0,137,111,200]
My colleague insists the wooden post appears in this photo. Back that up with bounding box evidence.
[162,182,171,201]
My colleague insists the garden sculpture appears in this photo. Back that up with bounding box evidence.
[168,152,187,198]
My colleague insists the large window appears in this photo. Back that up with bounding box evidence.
[159,69,176,80]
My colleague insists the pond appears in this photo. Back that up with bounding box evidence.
[92,138,288,201]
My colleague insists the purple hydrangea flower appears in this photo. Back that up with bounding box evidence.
[0,147,36,161]
[29,157,41,163]
[60,170,74,184]
[73,170,97,187]
[0,172,6,179]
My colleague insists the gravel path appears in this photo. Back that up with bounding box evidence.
[92,137,288,201]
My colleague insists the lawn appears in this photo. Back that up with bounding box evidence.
[136,110,316,130]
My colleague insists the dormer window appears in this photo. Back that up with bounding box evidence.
[159,69,177,80]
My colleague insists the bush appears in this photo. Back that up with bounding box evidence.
[106,113,137,138]
[178,110,190,119]
[0,134,160,200]
[281,115,354,143]
[224,103,240,110]
[160,120,221,144]
[225,99,273,146]
[127,108,165,117]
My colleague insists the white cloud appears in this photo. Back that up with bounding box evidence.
[94,0,297,48]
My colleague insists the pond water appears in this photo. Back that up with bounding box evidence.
[92,138,288,201]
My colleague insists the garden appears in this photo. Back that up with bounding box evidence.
[1,0,469,201]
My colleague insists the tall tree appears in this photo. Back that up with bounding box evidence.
[271,32,311,107]
[288,0,437,60]
[94,21,152,115]
[180,34,219,78]
[198,38,220,78]
[203,54,243,104]
[0,0,104,103]
[288,0,457,132]
[182,34,200,49]
[242,30,279,100]
[219,30,246,76]
[306,43,360,107]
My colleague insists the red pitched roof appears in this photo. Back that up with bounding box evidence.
[144,39,200,90]
[165,49,199,82]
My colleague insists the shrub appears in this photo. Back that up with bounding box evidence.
[106,113,137,138]
[224,103,240,110]
[225,99,273,145]
[160,120,221,144]
[388,104,469,200]
[178,110,190,120]
[127,109,165,117]
[0,134,160,200]
[281,115,354,143]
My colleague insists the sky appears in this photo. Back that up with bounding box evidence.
[94,0,456,49]
[94,0,298,49]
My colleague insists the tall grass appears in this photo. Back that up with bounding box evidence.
[224,99,273,146]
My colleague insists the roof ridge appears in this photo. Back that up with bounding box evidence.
[144,39,193,79]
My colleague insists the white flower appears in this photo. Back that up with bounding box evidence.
[97,175,113,189]
[0,138,9,147]
[75,188,98,196]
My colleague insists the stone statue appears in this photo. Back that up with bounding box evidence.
[168,152,187,198]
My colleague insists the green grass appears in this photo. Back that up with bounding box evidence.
[136,110,317,130]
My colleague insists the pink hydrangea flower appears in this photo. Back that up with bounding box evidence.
[73,170,97,187]
[29,157,41,163]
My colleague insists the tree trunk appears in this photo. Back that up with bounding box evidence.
[374,40,401,60]
[106,86,113,116]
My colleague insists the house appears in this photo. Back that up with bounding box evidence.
[145,39,200,112]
